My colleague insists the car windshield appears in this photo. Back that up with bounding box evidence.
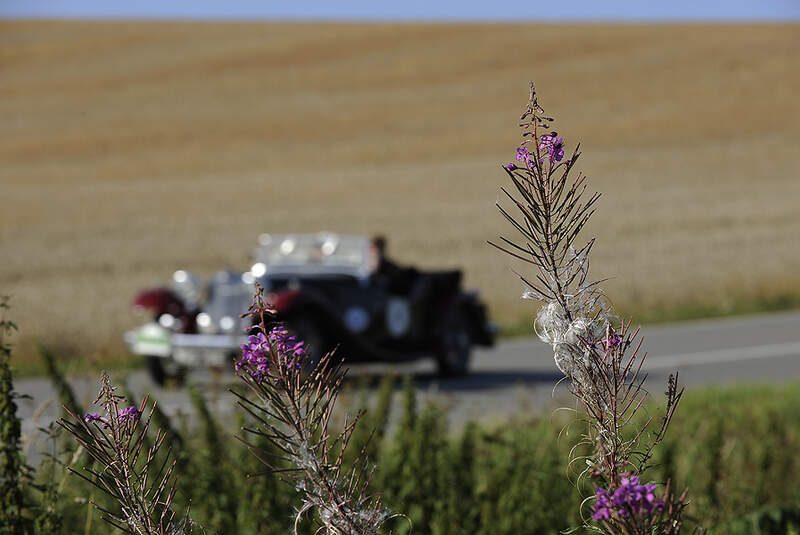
[255,233,369,275]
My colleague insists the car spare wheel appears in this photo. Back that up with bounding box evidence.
[146,356,187,387]
[436,307,472,377]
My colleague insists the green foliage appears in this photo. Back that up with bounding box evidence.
[716,505,800,535]
[233,409,296,535]
[0,298,67,535]
[430,422,478,535]
[0,296,29,534]
[37,345,81,418]
[646,384,800,534]
[188,386,238,534]
[14,360,800,535]
[376,375,417,511]
[33,476,62,535]
[344,372,396,468]
[401,402,447,532]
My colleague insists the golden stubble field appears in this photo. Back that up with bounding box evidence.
[1,21,799,365]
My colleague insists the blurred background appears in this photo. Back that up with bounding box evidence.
[1,1,799,369]
[3,4,800,534]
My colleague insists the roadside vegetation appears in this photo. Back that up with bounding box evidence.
[4,353,800,534]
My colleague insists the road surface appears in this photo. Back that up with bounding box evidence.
[14,310,800,458]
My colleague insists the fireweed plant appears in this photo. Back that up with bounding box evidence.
[231,288,396,535]
[490,83,697,534]
[61,312,395,535]
[58,373,199,534]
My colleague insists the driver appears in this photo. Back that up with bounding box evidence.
[368,236,416,295]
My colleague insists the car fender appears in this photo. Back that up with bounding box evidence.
[132,287,188,318]
[271,288,343,340]
[268,288,302,314]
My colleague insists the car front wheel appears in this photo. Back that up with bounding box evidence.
[146,355,187,387]
[435,307,471,377]
[286,316,328,372]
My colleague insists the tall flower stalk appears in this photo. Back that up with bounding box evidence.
[491,83,696,534]
[232,287,395,535]
[58,373,198,534]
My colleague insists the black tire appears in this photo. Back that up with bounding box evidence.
[146,356,187,387]
[435,307,472,377]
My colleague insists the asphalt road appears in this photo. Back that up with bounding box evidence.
[14,310,800,459]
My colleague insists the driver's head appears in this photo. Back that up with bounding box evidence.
[370,235,387,256]
[368,235,387,272]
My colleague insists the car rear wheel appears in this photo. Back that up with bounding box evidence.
[435,307,471,377]
[146,356,187,387]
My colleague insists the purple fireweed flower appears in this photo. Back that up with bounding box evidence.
[237,326,307,382]
[539,131,565,163]
[516,145,531,167]
[84,412,111,428]
[118,406,141,422]
[239,332,269,364]
[592,474,664,521]
[237,331,272,383]
[267,326,306,359]
[505,163,518,171]
[84,412,105,424]
[592,488,614,520]
[605,333,622,350]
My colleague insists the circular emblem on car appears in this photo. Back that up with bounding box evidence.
[386,298,411,338]
[344,307,370,333]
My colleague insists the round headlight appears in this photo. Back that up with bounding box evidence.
[250,262,267,278]
[219,316,236,332]
[280,239,295,255]
[321,239,337,256]
[158,313,176,329]
[196,312,214,333]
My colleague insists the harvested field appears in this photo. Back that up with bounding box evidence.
[1,21,799,365]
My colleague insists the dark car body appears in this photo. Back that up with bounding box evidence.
[126,233,495,384]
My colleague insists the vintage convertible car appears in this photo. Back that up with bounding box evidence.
[125,232,495,385]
